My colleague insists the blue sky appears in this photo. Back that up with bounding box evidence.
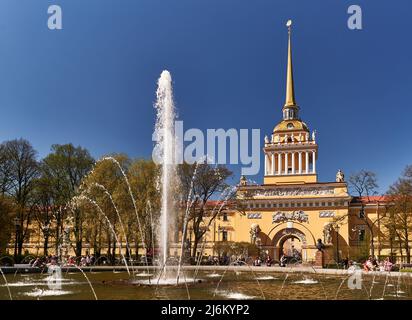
[0,0,411,193]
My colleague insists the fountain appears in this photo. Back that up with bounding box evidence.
[153,70,179,278]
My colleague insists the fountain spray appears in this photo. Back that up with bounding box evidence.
[154,70,179,273]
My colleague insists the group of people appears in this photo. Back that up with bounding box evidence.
[29,254,97,268]
[363,256,393,272]
[30,255,58,267]
[253,256,273,267]
[79,254,96,266]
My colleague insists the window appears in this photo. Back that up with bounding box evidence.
[223,212,228,221]
[287,123,294,129]
[222,230,228,241]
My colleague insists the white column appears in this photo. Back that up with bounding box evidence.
[284,152,288,175]
[312,151,316,173]
[278,153,282,175]
[271,152,275,175]
[298,152,302,174]
[264,153,268,175]
[291,152,295,174]
[305,151,309,174]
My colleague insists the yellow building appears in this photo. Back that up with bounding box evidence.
[200,22,407,265]
[210,21,351,264]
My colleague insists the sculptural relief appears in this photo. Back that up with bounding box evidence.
[252,186,335,197]
[272,210,309,223]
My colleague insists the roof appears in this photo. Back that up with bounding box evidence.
[350,196,389,204]
[273,119,309,133]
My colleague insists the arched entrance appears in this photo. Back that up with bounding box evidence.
[279,235,302,262]
[271,227,310,261]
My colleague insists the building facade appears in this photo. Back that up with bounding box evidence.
[199,22,406,264]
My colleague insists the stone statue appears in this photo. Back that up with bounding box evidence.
[336,169,345,182]
[291,133,294,143]
[298,133,302,143]
[264,135,269,145]
[250,223,261,244]
[311,130,316,141]
[284,134,288,144]
[323,224,333,244]
[239,175,247,186]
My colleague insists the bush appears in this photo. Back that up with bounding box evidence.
[213,241,258,259]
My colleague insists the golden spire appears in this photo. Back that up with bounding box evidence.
[284,19,296,108]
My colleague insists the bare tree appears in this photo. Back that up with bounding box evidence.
[0,144,13,195]
[348,170,379,257]
[2,139,39,261]
[179,162,233,259]
[386,166,412,263]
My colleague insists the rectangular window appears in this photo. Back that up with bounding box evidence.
[223,213,228,221]
[222,231,228,241]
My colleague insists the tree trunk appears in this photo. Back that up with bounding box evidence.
[192,237,200,259]
[43,235,49,256]
[405,228,410,264]
[107,236,112,264]
[55,211,61,254]
[74,209,83,257]
[55,226,60,255]
[111,238,116,265]
[75,240,82,257]
[370,235,375,258]
[17,232,23,262]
